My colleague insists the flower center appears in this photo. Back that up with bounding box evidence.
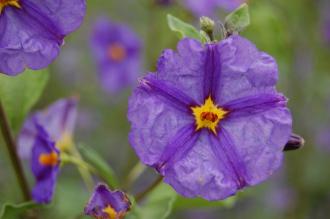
[0,0,20,14]
[191,96,227,134]
[39,151,59,167]
[103,205,117,219]
[107,43,126,62]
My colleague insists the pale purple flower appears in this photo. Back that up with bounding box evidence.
[183,0,246,17]
[90,17,142,94]
[128,35,292,200]
[18,97,77,158]
[85,184,131,219]
[0,0,86,75]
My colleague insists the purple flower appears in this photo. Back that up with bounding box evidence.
[90,17,142,94]
[128,35,292,200]
[0,0,86,75]
[31,120,60,204]
[155,0,173,6]
[18,97,77,158]
[84,184,131,219]
[183,0,246,17]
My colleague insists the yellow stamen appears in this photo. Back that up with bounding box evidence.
[0,0,20,14]
[56,132,73,152]
[39,151,59,166]
[102,205,117,219]
[107,43,126,62]
[191,96,228,134]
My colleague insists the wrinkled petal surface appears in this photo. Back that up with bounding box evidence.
[0,0,86,75]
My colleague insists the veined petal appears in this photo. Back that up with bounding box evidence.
[128,85,193,166]
[221,107,292,185]
[140,74,197,113]
[214,35,279,105]
[157,38,206,103]
[163,130,238,200]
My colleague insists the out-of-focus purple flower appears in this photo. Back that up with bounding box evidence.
[84,184,131,219]
[183,0,246,17]
[316,128,330,152]
[128,35,292,200]
[18,97,78,158]
[31,120,60,204]
[0,0,86,75]
[90,17,142,94]
[155,0,173,6]
[319,1,330,43]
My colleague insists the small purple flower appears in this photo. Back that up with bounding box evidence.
[183,0,246,17]
[18,97,77,158]
[90,17,142,94]
[0,0,86,75]
[85,184,131,219]
[155,0,173,6]
[128,36,292,200]
[31,120,60,204]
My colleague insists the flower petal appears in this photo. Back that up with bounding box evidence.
[214,35,279,105]
[163,130,238,200]
[128,85,193,166]
[157,38,206,103]
[221,107,292,185]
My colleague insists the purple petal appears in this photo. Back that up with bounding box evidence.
[128,85,193,166]
[163,130,238,200]
[85,184,131,218]
[221,107,292,185]
[0,0,86,75]
[90,17,141,94]
[140,74,197,113]
[215,35,279,105]
[157,38,206,103]
[18,97,77,159]
[31,121,60,204]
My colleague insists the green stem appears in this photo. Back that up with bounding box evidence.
[0,100,31,201]
[135,175,164,202]
[63,146,94,192]
[123,162,146,189]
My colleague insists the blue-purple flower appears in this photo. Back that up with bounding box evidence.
[18,97,77,158]
[0,0,86,75]
[85,184,131,219]
[31,120,60,204]
[90,17,142,94]
[183,0,246,17]
[128,35,292,200]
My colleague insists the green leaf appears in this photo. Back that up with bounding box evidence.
[127,183,177,219]
[0,69,49,132]
[79,144,119,188]
[0,202,39,219]
[167,14,201,40]
[174,195,237,210]
[225,3,250,34]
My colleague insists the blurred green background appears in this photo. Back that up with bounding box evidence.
[1,0,330,218]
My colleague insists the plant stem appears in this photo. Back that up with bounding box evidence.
[64,147,94,192]
[0,100,31,201]
[135,175,164,202]
[123,162,146,190]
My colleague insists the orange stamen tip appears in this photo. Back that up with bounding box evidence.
[39,151,59,166]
